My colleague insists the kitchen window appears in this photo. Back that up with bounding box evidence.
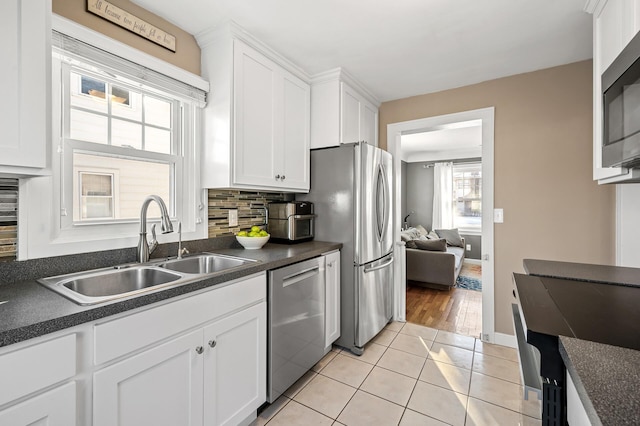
[20,28,207,259]
[61,62,179,226]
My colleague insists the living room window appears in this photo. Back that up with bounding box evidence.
[452,162,482,232]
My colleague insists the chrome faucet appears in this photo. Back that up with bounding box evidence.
[137,195,173,263]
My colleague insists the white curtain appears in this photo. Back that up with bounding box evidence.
[432,162,453,229]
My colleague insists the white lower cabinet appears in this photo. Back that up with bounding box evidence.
[93,273,267,426]
[324,250,341,349]
[0,333,76,426]
[0,382,76,426]
[93,330,204,426]
[203,302,266,426]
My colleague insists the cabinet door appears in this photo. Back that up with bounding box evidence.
[0,0,49,170]
[203,302,266,426]
[361,101,379,147]
[593,0,629,181]
[278,71,310,191]
[93,330,204,426]
[0,382,75,426]
[233,40,278,187]
[325,251,341,349]
[341,83,362,144]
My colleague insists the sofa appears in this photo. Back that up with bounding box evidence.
[401,226,465,290]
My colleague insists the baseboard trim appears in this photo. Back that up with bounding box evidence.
[493,332,517,348]
[464,258,482,265]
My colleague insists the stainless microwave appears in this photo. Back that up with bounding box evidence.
[602,30,640,168]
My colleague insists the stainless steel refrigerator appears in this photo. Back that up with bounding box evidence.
[298,142,394,355]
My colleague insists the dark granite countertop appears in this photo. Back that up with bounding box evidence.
[560,336,640,426]
[523,259,640,288]
[0,240,341,348]
[512,273,640,350]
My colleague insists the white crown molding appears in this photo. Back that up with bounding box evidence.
[310,67,380,107]
[196,21,310,83]
[52,14,209,92]
[583,0,605,15]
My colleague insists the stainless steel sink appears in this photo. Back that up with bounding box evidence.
[158,253,255,274]
[62,267,181,297]
[39,267,183,305]
[38,253,259,306]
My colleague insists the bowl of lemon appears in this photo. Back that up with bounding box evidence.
[236,226,270,249]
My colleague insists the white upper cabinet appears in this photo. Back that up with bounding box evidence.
[199,24,310,192]
[589,0,640,182]
[0,0,51,176]
[311,68,380,149]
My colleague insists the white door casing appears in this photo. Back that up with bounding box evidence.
[387,106,496,343]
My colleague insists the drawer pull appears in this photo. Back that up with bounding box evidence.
[195,346,204,355]
[208,340,217,348]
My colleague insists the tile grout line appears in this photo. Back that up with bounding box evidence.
[265,323,533,425]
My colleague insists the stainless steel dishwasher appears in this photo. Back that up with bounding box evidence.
[267,256,325,403]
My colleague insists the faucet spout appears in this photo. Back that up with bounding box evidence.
[138,195,173,263]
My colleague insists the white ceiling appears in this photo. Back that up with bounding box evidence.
[401,120,482,163]
[132,0,593,102]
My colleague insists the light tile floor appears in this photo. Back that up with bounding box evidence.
[252,322,542,426]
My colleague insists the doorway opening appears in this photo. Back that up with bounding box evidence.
[388,107,496,343]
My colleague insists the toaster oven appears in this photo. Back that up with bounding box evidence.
[267,202,315,243]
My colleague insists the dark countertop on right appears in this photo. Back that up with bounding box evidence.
[523,258,640,287]
[519,259,640,425]
[560,336,640,426]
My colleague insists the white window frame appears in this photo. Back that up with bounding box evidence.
[452,161,482,235]
[60,60,182,228]
[20,17,208,260]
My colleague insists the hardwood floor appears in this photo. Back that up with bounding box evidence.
[406,283,482,339]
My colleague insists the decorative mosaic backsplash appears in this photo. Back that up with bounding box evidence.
[207,189,292,238]
[0,179,18,261]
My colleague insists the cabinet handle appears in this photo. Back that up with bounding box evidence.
[281,175,285,180]
[328,262,333,268]
[208,340,217,348]
[195,346,204,354]
[275,174,281,180]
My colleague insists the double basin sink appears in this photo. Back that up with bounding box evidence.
[38,253,258,306]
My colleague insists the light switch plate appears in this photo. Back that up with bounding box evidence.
[228,209,238,227]
[494,208,504,223]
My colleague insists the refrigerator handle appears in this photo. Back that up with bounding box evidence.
[377,164,389,242]
[364,257,394,273]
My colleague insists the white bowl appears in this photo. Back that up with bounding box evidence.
[236,235,270,249]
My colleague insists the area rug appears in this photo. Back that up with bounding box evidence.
[456,262,482,291]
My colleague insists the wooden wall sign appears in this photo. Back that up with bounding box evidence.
[87,0,177,52]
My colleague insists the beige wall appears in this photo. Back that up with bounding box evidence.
[380,60,616,336]
[53,0,201,75]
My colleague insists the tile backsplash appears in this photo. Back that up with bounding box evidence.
[207,189,292,238]
[0,179,18,262]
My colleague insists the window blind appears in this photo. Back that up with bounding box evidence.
[52,31,207,107]
[0,179,18,260]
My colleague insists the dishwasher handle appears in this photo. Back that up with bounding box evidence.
[364,257,394,274]
[282,266,320,288]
